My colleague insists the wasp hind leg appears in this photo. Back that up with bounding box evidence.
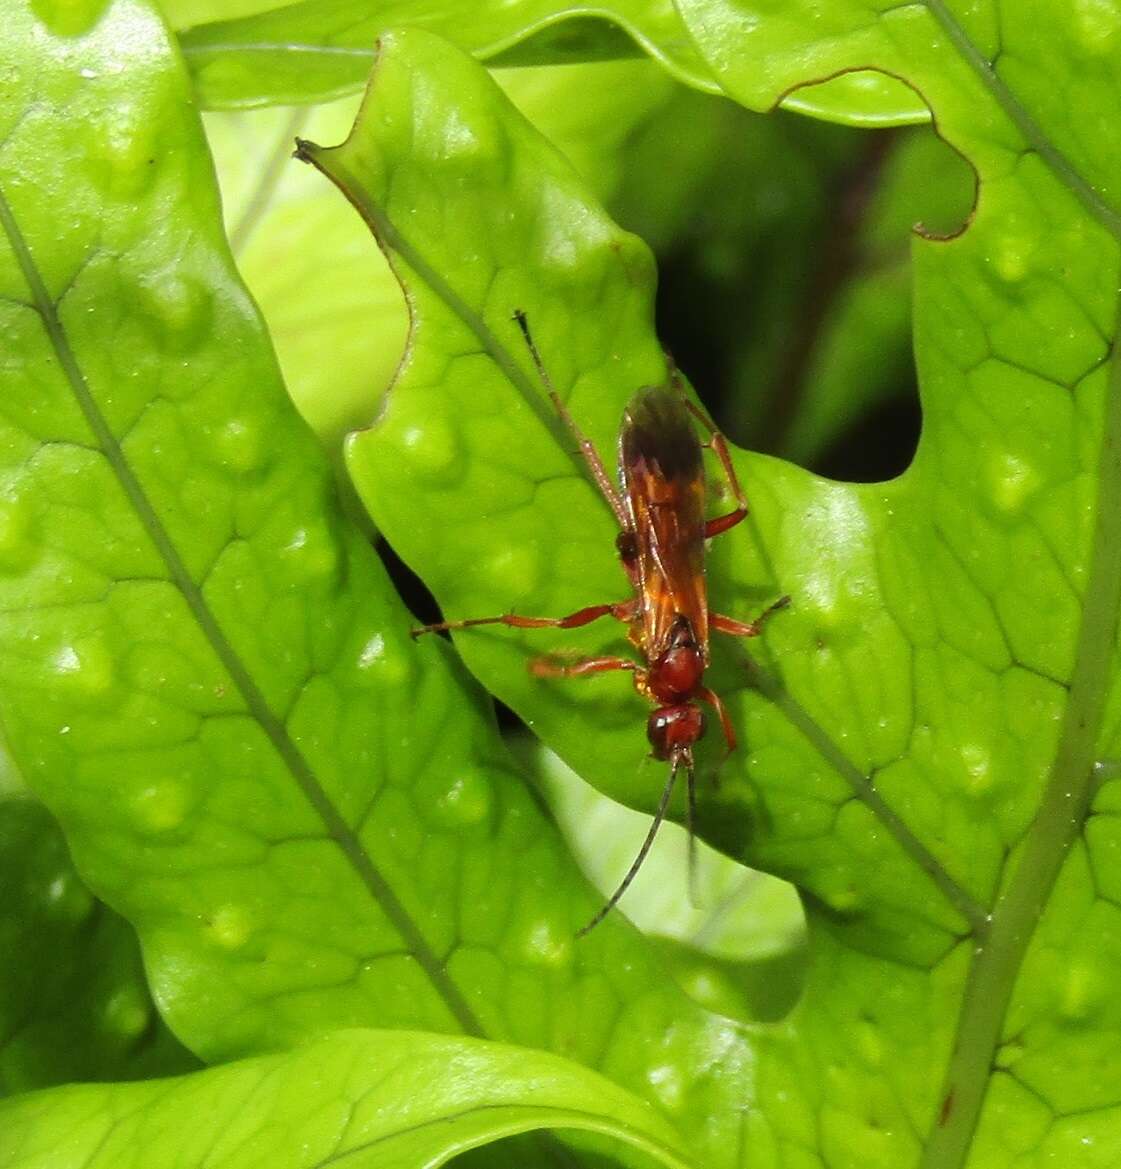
[663,354,749,538]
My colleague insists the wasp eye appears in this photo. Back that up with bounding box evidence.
[615,531,638,564]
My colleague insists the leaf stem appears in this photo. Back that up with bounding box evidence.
[919,312,1121,1169]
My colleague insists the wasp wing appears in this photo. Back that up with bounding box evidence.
[619,387,709,660]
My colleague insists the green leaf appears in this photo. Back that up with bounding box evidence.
[200,59,679,451]
[775,71,928,128]
[157,0,275,30]
[531,746,806,1021]
[0,11,766,1166]
[0,799,197,1095]
[203,96,406,449]
[0,0,579,1060]
[0,720,23,797]
[674,4,1121,1157]
[307,16,1121,1168]
[498,60,680,211]
[175,0,934,128]
[0,1029,690,1169]
[178,0,718,110]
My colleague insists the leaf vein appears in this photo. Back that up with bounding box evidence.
[0,181,485,1040]
[921,0,1121,239]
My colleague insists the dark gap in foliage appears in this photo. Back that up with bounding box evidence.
[749,128,900,454]
[650,114,883,449]
[811,389,923,482]
[374,534,442,629]
[649,115,973,484]
[450,1137,639,1169]
[491,696,526,733]
[375,535,526,732]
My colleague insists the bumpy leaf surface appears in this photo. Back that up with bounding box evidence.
[0,1029,689,1169]
[308,19,1121,1169]
[177,0,925,125]
[0,7,773,1168]
[179,0,719,108]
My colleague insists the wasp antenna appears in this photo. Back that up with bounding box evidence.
[577,758,681,937]
[512,309,553,389]
[684,756,701,910]
[512,309,632,529]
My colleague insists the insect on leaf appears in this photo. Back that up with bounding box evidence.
[305,14,1121,1168]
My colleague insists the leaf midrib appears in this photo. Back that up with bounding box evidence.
[0,182,485,1041]
[911,5,1121,1167]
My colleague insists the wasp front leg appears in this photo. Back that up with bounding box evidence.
[530,655,640,680]
[411,599,638,639]
[711,595,791,639]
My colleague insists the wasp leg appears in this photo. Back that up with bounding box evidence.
[663,353,749,538]
[697,685,737,758]
[530,655,639,679]
[513,310,630,530]
[710,595,791,639]
[411,599,638,639]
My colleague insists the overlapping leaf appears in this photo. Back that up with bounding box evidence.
[176,0,927,125]
[179,0,718,108]
[305,15,1121,1167]
[201,59,681,452]
[203,96,406,449]
[0,799,196,1094]
[0,1029,689,1169]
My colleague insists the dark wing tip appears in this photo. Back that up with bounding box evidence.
[621,386,703,481]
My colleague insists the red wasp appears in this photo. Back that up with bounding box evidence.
[413,312,789,934]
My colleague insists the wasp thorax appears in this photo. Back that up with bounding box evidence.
[647,704,705,760]
[650,644,704,703]
[649,616,704,703]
